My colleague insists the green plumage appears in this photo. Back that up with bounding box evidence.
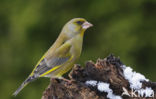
[13,18,93,96]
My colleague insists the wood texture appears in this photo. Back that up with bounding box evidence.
[42,54,156,99]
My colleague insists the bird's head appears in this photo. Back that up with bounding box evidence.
[62,18,93,38]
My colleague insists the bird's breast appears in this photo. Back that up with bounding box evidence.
[70,34,83,60]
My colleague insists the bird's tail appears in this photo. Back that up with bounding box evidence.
[13,75,37,96]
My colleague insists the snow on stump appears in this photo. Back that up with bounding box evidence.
[42,54,156,99]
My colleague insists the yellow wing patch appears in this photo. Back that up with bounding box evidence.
[30,55,46,76]
[39,65,61,77]
[40,55,73,77]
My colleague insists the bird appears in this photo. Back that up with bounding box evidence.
[13,18,93,96]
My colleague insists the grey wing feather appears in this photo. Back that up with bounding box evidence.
[47,57,69,66]
[34,57,69,75]
[34,41,71,76]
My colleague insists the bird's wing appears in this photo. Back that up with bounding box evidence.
[31,42,72,77]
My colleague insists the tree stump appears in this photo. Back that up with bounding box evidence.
[42,55,156,99]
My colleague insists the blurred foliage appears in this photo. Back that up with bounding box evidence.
[0,0,156,99]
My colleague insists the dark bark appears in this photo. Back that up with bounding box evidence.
[42,54,156,99]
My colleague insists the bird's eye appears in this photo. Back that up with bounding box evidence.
[76,21,84,25]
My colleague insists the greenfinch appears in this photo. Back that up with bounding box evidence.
[13,18,93,96]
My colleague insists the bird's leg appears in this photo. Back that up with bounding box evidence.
[58,77,73,84]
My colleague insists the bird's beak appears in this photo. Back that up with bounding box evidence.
[82,21,93,29]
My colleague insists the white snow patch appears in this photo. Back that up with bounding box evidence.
[122,65,154,97]
[137,87,154,97]
[97,82,111,92]
[122,65,149,90]
[97,82,122,99]
[85,80,97,87]
[85,81,122,99]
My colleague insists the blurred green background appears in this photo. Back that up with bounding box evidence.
[0,0,156,99]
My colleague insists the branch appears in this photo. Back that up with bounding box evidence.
[42,54,156,99]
